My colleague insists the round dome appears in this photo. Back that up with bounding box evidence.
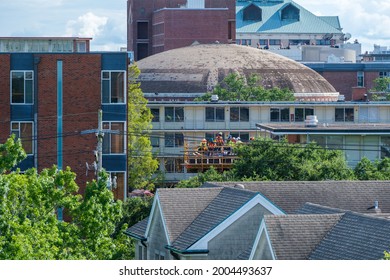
[137,44,339,101]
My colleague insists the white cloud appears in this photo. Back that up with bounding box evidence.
[66,12,108,38]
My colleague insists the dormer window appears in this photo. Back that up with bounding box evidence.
[281,4,300,21]
[243,4,262,21]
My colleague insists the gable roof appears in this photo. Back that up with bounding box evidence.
[309,212,390,260]
[236,0,343,35]
[263,214,342,260]
[203,181,390,214]
[168,187,258,252]
[157,187,223,243]
[125,217,149,240]
[297,202,347,215]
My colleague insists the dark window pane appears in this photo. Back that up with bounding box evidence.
[240,108,249,122]
[335,108,344,122]
[165,133,174,147]
[111,72,124,103]
[111,123,124,153]
[175,107,184,122]
[270,108,280,122]
[12,72,25,103]
[216,108,225,122]
[102,80,110,103]
[281,108,290,122]
[165,107,174,122]
[230,107,239,122]
[345,108,354,121]
[25,79,33,103]
[206,107,215,122]
[151,108,160,122]
[295,108,304,122]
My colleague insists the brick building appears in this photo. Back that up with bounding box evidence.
[305,62,390,101]
[0,52,128,200]
[127,0,236,60]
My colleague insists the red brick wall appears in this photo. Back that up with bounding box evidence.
[320,71,380,101]
[153,9,230,53]
[0,55,10,142]
[37,54,100,192]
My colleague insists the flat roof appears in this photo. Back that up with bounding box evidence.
[256,122,390,135]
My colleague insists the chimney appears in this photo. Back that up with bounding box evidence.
[375,201,381,214]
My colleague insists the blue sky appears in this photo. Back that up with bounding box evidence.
[0,0,389,52]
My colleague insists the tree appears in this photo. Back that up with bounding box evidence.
[370,77,390,101]
[354,157,390,180]
[176,166,231,188]
[195,73,295,102]
[385,251,390,260]
[0,135,26,174]
[127,64,159,190]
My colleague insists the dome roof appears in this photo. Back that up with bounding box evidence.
[137,44,338,101]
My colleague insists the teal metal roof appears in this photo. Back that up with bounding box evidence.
[236,0,343,35]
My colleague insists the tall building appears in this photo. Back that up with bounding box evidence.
[0,49,128,199]
[127,0,236,60]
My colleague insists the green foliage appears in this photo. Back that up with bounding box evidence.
[0,135,26,174]
[372,77,390,93]
[385,251,390,260]
[127,64,159,190]
[176,166,232,188]
[231,138,354,181]
[195,73,295,101]
[354,157,390,180]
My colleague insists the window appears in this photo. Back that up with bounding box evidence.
[102,71,125,104]
[154,251,165,260]
[206,107,224,122]
[11,122,33,154]
[357,71,364,87]
[205,132,225,143]
[281,4,300,21]
[243,4,262,21]
[138,245,147,260]
[150,108,160,122]
[165,107,184,122]
[315,39,334,46]
[259,39,281,46]
[76,41,87,52]
[270,108,289,122]
[230,132,249,142]
[240,39,252,46]
[165,158,184,173]
[102,122,125,154]
[335,108,354,122]
[11,71,33,104]
[294,108,314,122]
[289,39,310,46]
[107,172,125,195]
[165,133,184,148]
[137,22,149,40]
[230,107,249,122]
[151,135,160,147]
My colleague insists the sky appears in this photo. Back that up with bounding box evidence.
[0,0,389,53]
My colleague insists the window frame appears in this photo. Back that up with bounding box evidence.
[165,107,184,122]
[101,70,126,104]
[164,157,184,173]
[335,107,354,122]
[102,121,126,155]
[230,107,249,122]
[294,108,314,122]
[164,133,184,148]
[206,107,225,122]
[270,108,290,122]
[11,121,34,155]
[10,70,34,105]
[357,71,364,87]
[150,108,160,122]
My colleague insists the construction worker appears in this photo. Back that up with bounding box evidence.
[215,132,224,146]
[198,138,208,152]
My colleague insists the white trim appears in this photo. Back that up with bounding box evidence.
[249,219,276,260]
[10,70,34,105]
[102,121,126,155]
[101,70,126,105]
[144,192,171,246]
[10,121,34,155]
[188,193,284,251]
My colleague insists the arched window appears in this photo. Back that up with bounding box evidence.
[243,4,262,21]
[281,4,300,21]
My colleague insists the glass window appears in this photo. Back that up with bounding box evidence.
[11,71,33,104]
[101,71,125,104]
[151,136,160,147]
[357,71,364,87]
[11,122,33,154]
[294,108,314,122]
[102,122,125,154]
[150,108,160,122]
[164,133,184,148]
[165,107,184,122]
[206,107,224,122]
[335,108,354,122]
[270,108,289,122]
[230,132,250,142]
[165,158,184,173]
[230,107,249,122]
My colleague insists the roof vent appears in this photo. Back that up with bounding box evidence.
[305,115,318,127]
[234,184,245,189]
[211,94,219,102]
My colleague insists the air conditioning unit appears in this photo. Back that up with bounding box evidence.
[305,115,318,127]
[211,94,219,102]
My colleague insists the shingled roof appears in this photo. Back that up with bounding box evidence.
[309,212,390,260]
[263,214,342,260]
[203,181,390,214]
